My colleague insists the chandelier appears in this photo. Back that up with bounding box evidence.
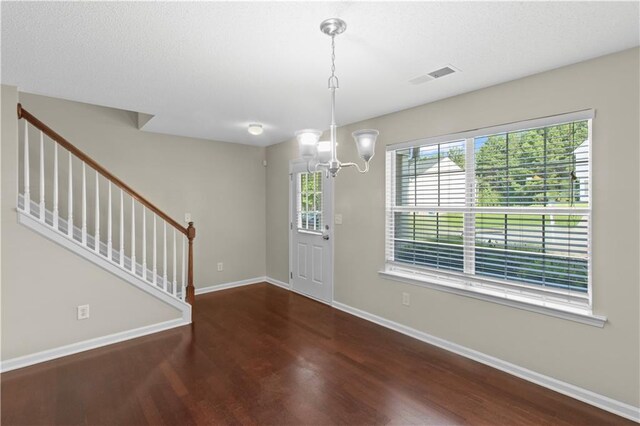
[296,18,379,177]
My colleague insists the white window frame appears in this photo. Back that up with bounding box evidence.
[381,109,606,327]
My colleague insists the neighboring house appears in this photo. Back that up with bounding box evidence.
[573,139,589,201]
[403,156,466,207]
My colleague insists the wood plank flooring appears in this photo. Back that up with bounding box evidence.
[1,283,632,425]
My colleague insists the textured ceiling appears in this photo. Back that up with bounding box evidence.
[2,2,638,146]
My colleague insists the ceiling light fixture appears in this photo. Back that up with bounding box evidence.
[248,123,263,135]
[295,18,379,177]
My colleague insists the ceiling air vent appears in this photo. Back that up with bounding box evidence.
[409,64,459,85]
[428,66,456,79]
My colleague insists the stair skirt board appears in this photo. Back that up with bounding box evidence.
[0,318,190,373]
[16,196,191,319]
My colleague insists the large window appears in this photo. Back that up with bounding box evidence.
[385,111,593,315]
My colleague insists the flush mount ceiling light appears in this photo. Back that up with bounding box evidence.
[296,18,379,177]
[248,123,263,135]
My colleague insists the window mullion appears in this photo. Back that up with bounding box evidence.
[464,138,475,275]
[386,151,396,263]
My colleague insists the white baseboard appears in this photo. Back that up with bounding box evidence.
[0,318,190,373]
[194,276,290,295]
[195,276,267,295]
[332,301,639,423]
[265,276,291,290]
[2,276,272,373]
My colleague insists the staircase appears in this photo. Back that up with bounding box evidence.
[16,103,195,320]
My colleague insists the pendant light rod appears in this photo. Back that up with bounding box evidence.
[329,33,339,175]
[296,18,379,177]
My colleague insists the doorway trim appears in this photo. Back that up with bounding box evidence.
[288,159,334,305]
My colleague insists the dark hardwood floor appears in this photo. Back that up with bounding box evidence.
[1,283,632,425]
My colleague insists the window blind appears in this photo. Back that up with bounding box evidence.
[385,112,592,310]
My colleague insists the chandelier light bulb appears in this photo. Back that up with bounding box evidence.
[317,141,332,163]
[296,129,322,159]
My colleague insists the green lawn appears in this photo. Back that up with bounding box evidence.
[413,212,585,231]
[396,208,586,250]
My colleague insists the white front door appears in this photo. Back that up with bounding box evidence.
[289,160,333,304]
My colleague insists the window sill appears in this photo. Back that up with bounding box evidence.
[378,269,607,328]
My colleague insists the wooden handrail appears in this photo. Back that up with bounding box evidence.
[17,103,187,235]
[17,103,196,306]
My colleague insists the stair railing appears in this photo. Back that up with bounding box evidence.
[17,103,196,305]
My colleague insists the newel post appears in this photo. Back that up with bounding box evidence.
[186,222,196,305]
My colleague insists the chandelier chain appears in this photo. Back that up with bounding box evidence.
[331,35,336,79]
[328,35,339,89]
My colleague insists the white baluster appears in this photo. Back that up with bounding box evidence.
[153,215,157,285]
[53,144,59,229]
[142,207,147,280]
[181,234,186,301]
[172,228,177,297]
[131,199,136,273]
[67,152,73,238]
[81,162,87,245]
[95,170,100,253]
[163,221,168,291]
[39,132,45,222]
[107,182,112,260]
[23,121,30,214]
[119,189,124,267]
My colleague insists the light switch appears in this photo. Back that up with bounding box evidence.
[334,214,343,225]
[185,213,192,223]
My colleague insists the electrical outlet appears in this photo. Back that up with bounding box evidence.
[217,262,224,272]
[402,292,410,307]
[334,214,343,225]
[77,304,90,320]
[185,213,192,223]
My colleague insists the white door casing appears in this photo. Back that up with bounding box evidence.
[289,160,333,304]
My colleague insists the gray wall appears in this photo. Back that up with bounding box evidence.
[265,48,640,406]
[2,86,181,359]
[1,87,267,360]
[17,92,267,288]
[2,47,638,407]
